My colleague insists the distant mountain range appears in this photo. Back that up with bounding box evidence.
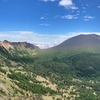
[0,40,39,51]
[1,34,100,52]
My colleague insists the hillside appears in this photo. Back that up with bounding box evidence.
[0,34,100,100]
[49,34,100,53]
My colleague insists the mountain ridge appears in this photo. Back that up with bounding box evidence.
[0,40,39,51]
[1,34,100,51]
[54,34,100,48]
[47,34,100,53]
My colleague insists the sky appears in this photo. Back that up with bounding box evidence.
[0,0,100,48]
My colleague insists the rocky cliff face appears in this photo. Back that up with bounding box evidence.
[12,41,39,49]
[0,40,39,50]
[0,40,14,50]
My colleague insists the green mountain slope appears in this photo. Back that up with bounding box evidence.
[0,34,100,100]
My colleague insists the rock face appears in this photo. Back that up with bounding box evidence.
[12,41,39,49]
[0,40,14,50]
[0,40,39,50]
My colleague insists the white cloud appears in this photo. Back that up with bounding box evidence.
[0,31,100,49]
[41,0,78,10]
[40,14,48,20]
[40,16,48,20]
[34,41,60,49]
[70,6,78,10]
[55,13,79,20]
[59,0,73,6]
[84,15,94,19]
[40,23,50,26]
[62,14,78,19]
[59,0,78,9]
[98,6,100,8]
[40,17,45,20]
[83,15,95,21]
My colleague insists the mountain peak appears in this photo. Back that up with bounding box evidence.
[51,34,100,53]
[12,41,39,49]
[3,40,10,43]
[0,40,13,50]
[0,40,39,51]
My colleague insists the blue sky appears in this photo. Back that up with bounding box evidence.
[0,0,100,48]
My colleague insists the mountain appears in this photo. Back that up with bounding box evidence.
[56,34,100,48]
[0,40,14,50]
[12,41,39,50]
[50,34,100,53]
[0,40,39,51]
[0,34,100,100]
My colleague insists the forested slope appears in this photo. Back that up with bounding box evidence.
[0,35,100,100]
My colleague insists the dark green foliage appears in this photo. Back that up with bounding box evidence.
[75,87,98,100]
[65,52,100,77]
[0,89,6,95]
[8,70,56,95]
[0,67,6,74]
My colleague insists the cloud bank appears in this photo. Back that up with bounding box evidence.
[0,31,100,49]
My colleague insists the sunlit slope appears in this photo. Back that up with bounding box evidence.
[0,41,57,100]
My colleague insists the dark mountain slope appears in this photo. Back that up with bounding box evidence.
[49,34,100,53]
[57,34,100,48]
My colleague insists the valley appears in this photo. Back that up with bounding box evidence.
[0,34,100,100]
